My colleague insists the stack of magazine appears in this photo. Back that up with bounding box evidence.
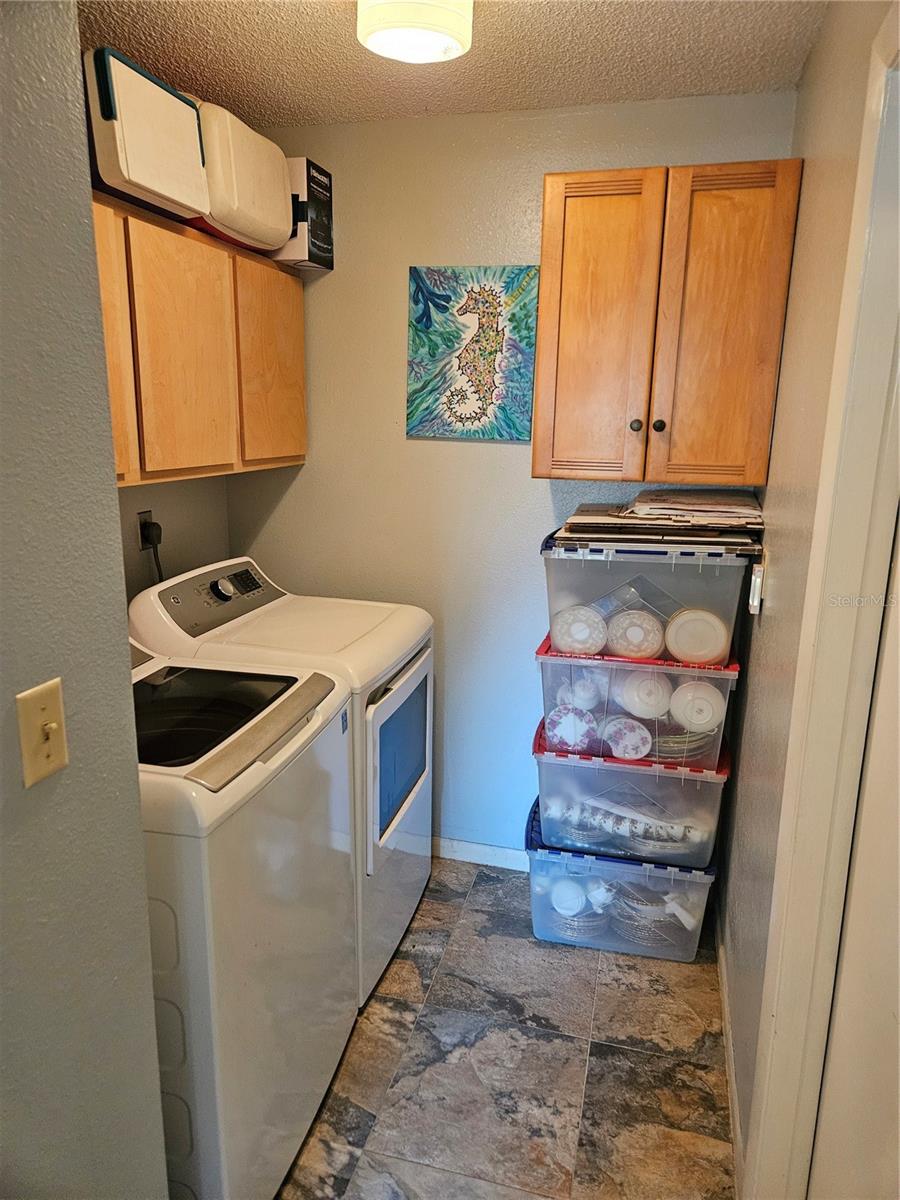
[555,490,764,549]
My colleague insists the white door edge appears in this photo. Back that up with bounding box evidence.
[742,10,900,1198]
[716,912,746,1198]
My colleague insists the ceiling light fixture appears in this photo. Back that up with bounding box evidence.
[357,0,474,64]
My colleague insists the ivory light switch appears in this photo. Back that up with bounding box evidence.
[16,677,69,788]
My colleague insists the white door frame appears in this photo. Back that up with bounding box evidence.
[742,9,899,1199]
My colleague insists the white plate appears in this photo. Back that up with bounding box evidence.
[664,609,730,665]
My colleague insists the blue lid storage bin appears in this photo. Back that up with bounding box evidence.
[526,799,715,962]
[533,723,727,868]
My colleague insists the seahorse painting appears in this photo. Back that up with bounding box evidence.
[444,284,505,426]
[407,266,539,442]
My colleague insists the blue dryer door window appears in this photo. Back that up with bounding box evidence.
[378,675,428,839]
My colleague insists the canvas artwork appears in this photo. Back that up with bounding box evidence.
[406,265,539,441]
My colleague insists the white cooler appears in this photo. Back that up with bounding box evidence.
[193,101,292,250]
[83,46,209,218]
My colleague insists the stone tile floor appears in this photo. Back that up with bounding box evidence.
[278,859,732,1200]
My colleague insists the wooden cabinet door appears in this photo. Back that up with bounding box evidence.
[532,167,667,480]
[92,202,140,479]
[127,218,238,473]
[646,159,802,485]
[234,256,307,462]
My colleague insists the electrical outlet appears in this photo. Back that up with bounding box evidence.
[138,510,154,551]
[16,677,69,788]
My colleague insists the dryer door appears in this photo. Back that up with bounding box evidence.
[364,645,433,877]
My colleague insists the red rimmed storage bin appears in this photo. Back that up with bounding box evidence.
[533,722,727,869]
[536,636,738,772]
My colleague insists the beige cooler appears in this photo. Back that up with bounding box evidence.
[194,101,292,250]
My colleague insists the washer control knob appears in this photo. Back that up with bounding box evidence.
[210,577,236,601]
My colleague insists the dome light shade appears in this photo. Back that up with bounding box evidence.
[357,0,474,64]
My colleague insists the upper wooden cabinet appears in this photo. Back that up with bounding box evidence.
[646,160,802,484]
[532,159,802,485]
[128,217,238,473]
[90,196,306,486]
[92,203,140,480]
[234,255,307,463]
[532,168,667,480]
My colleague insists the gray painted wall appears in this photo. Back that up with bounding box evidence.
[226,90,795,853]
[720,0,891,1151]
[119,477,231,600]
[0,4,168,1196]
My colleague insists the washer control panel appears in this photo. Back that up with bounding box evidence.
[159,561,285,637]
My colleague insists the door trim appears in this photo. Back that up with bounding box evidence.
[742,11,899,1198]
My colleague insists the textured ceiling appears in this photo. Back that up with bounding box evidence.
[77,0,825,128]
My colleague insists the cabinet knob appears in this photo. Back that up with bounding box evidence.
[629,419,643,432]
[652,419,667,432]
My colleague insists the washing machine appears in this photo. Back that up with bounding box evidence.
[130,640,356,1200]
[129,559,433,1004]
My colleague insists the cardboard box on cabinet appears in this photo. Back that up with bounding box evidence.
[270,158,334,271]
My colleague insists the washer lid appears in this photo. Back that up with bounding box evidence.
[207,595,432,691]
[130,640,156,670]
[133,663,299,771]
[134,662,349,839]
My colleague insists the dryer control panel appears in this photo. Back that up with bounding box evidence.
[159,560,285,637]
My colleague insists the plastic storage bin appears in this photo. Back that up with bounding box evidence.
[543,534,751,665]
[533,723,727,867]
[537,636,738,771]
[526,800,714,962]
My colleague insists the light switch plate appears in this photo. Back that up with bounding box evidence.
[16,677,69,788]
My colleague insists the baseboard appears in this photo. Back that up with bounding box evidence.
[717,911,745,1200]
[432,836,529,872]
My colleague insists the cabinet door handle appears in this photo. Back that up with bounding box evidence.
[629,419,644,432]
[652,419,667,432]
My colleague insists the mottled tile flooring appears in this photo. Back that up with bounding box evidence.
[279,860,733,1200]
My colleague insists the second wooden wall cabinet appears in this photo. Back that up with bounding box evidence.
[531,159,802,484]
[91,195,307,487]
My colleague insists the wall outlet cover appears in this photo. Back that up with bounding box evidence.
[138,510,154,551]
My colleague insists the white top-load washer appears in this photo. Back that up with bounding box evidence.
[130,639,356,1200]
[129,559,434,1004]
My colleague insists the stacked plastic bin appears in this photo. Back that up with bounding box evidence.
[527,532,752,962]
